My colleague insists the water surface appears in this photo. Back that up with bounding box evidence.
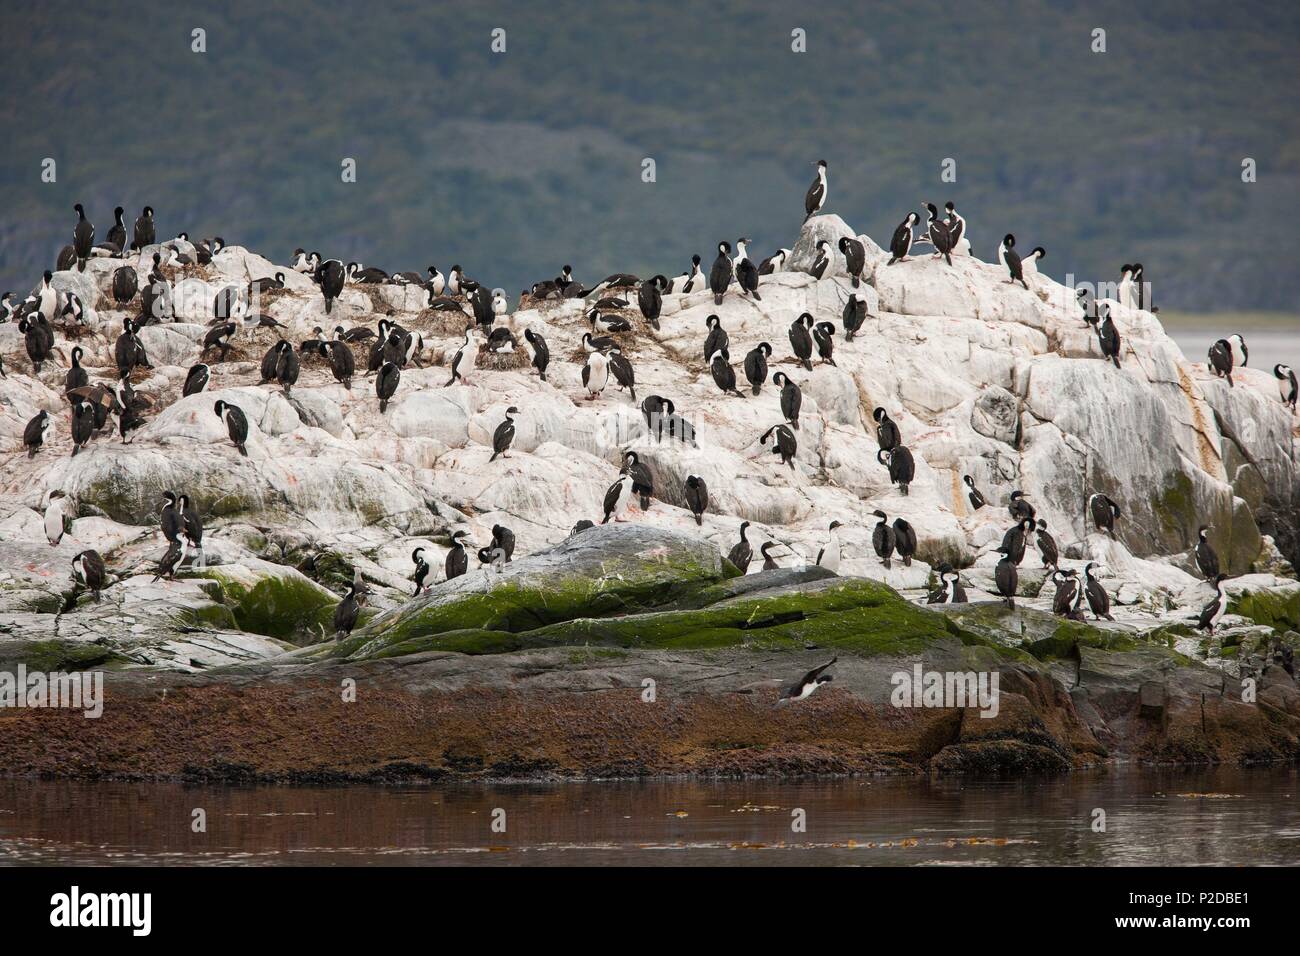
[2,767,1297,866]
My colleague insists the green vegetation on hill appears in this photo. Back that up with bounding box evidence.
[2,1,1297,311]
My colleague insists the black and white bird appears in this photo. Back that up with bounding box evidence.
[445,531,469,581]
[213,400,249,456]
[744,342,771,395]
[160,490,183,544]
[606,347,637,401]
[1131,263,1155,312]
[803,160,828,222]
[926,566,968,604]
[1001,235,1027,289]
[318,258,346,314]
[132,206,155,250]
[842,292,868,340]
[328,339,355,389]
[772,372,802,430]
[153,535,188,582]
[1196,574,1230,634]
[376,361,401,413]
[524,328,550,382]
[760,423,798,470]
[44,490,67,546]
[641,395,676,443]
[789,313,814,371]
[1194,525,1220,581]
[838,236,865,287]
[602,473,635,524]
[637,275,665,328]
[491,524,515,563]
[684,475,709,526]
[944,201,968,250]
[1089,493,1122,538]
[1227,333,1248,368]
[1008,490,1036,523]
[812,321,837,367]
[734,238,761,300]
[873,407,899,451]
[871,510,896,569]
[64,346,89,394]
[621,451,654,510]
[878,446,914,495]
[72,204,95,272]
[759,248,790,275]
[1274,364,1297,413]
[588,309,631,335]
[71,550,106,602]
[923,203,953,265]
[1021,246,1046,277]
[815,520,842,572]
[411,547,432,595]
[709,241,733,305]
[447,327,478,386]
[1036,519,1059,569]
[491,406,519,461]
[1083,563,1114,621]
[670,255,704,294]
[702,314,729,363]
[333,585,364,638]
[893,517,917,568]
[24,410,51,457]
[1001,517,1035,565]
[709,348,745,398]
[887,212,919,266]
[1051,569,1083,619]
[777,657,836,705]
[963,475,986,510]
[70,399,95,456]
[1207,338,1234,387]
[582,347,610,401]
[727,521,753,572]
[1093,303,1122,368]
[994,547,1018,608]
[809,240,832,279]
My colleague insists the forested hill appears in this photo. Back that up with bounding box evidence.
[1,0,1296,311]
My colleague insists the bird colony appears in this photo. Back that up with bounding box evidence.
[1,173,1298,669]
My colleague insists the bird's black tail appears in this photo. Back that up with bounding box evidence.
[714,293,723,305]
[237,443,248,457]
[694,514,702,526]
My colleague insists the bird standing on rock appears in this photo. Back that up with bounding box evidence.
[491,406,518,461]
[734,239,761,300]
[872,510,896,568]
[728,521,753,572]
[789,313,814,371]
[684,475,709,526]
[803,160,828,222]
[213,400,249,456]
[709,242,733,306]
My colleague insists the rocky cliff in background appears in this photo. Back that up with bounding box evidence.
[1,214,1297,778]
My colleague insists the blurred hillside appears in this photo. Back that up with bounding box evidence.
[1,0,1297,310]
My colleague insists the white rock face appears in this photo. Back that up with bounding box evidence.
[2,215,1296,668]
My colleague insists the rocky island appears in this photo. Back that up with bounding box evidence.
[1,213,1297,782]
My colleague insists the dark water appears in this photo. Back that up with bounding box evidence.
[1,768,1297,866]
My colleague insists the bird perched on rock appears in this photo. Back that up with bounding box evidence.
[994,547,1019,608]
[812,321,837,367]
[809,239,832,279]
[744,342,771,395]
[44,490,68,546]
[684,475,709,526]
[815,520,843,572]
[887,212,919,266]
[1036,519,1058,569]
[523,328,549,382]
[1089,493,1122,538]
[1008,490,1035,522]
[1208,338,1234,387]
[72,203,94,272]
[132,206,155,250]
[760,541,781,571]
[708,348,745,398]
[1083,563,1114,621]
[1194,526,1220,581]
[709,241,733,305]
[760,422,797,470]
[893,517,917,567]
[878,446,914,496]
[727,522,753,572]
[734,238,761,301]
[411,547,431,595]
[445,530,469,581]
[874,407,899,450]
[491,406,518,461]
[602,473,635,524]
[923,203,953,265]
[213,400,249,456]
[838,236,865,287]
[1001,234,1028,289]
[376,361,400,413]
[1197,574,1230,634]
[1275,364,1297,413]
[1051,569,1084,620]
[71,550,106,602]
[621,451,654,510]
[24,410,50,458]
[872,510,896,568]
[803,160,828,222]
[963,475,986,511]
[842,292,868,340]
[334,584,364,638]
[789,313,814,371]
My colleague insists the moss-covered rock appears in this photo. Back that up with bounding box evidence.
[1228,578,1300,632]
[194,559,338,642]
